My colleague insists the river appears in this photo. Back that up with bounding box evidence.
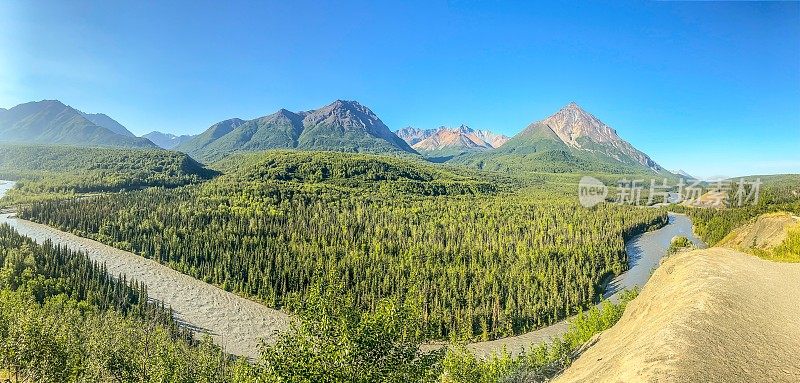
[0,181,705,357]
[604,212,706,301]
[0,180,15,205]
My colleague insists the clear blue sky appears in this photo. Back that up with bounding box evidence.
[1,1,798,178]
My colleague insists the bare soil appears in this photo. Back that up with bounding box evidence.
[719,211,800,251]
[554,247,800,383]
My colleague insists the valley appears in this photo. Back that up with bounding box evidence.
[0,178,700,361]
[465,212,705,357]
[2,3,798,382]
[0,96,797,382]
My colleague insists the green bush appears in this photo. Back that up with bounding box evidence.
[441,288,638,383]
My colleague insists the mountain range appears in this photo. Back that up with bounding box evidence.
[674,169,696,179]
[143,131,196,149]
[79,111,136,137]
[450,102,665,173]
[176,100,415,162]
[396,125,509,155]
[0,99,668,175]
[0,100,156,148]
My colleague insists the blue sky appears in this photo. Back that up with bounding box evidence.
[1,1,798,178]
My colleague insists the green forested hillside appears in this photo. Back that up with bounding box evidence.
[212,150,497,195]
[0,144,215,203]
[673,174,800,245]
[0,224,234,382]
[20,150,667,341]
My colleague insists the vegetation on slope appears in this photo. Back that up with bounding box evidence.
[441,289,639,383]
[212,150,497,195]
[0,224,232,382]
[717,212,800,262]
[0,144,216,204]
[20,151,667,341]
[758,224,800,262]
[667,235,694,254]
[241,279,444,382]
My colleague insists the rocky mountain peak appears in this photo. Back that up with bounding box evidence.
[395,126,437,146]
[402,124,509,152]
[541,102,619,147]
[306,100,384,132]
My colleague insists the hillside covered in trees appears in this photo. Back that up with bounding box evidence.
[211,150,497,195]
[672,174,800,245]
[0,144,215,204]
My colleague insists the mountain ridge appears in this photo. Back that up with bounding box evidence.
[536,102,661,170]
[0,100,157,148]
[396,125,509,154]
[449,102,666,174]
[177,100,416,162]
[80,111,136,137]
[143,131,196,149]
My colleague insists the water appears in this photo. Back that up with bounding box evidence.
[604,212,706,301]
[0,180,15,200]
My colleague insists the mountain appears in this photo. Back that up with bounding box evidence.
[395,127,438,146]
[178,118,246,154]
[0,100,157,148]
[674,169,696,179]
[409,125,509,154]
[178,111,303,161]
[472,129,510,148]
[80,112,135,137]
[538,102,660,170]
[143,131,196,149]
[177,100,416,162]
[451,102,665,174]
[298,100,413,153]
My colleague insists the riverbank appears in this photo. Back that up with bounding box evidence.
[0,212,290,359]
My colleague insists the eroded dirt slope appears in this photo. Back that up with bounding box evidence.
[554,247,800,383]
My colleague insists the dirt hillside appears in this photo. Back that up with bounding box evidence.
[718,212,799,252]
[554,247,800,383]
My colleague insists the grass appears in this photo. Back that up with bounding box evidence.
[752,223,800,263]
